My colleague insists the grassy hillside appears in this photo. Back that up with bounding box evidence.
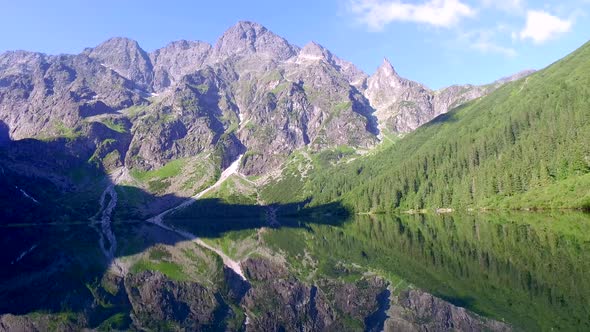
[304,41,590,212]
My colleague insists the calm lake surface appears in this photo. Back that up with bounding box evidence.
[1,211,589,330]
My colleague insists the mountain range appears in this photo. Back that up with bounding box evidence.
[0,21,531,185]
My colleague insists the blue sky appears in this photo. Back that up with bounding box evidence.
[1,0,589,89]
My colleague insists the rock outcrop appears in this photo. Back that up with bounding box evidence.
[364,58,533,134]
[124,271,227,330]
[386,289,512,332]
[150,40,211,91]
[0,314,85,332]
[86,37,154,91]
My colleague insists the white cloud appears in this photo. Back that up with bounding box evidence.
[480,0,523,13]
[349,0,476,31]
[472,40,517,57]
[459,28,517,57]
[519,10,572,44]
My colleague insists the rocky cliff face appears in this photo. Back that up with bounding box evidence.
[364,58,533,134]
[365,59,434,134]
[0,314,86,332]
[125,271,226,331]
[0,20,532,184]
[0,50,144,140]
[150,40,211,91]
[386,289,511,332]
[86,37,154,91]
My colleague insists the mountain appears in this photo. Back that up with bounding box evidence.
[0,21,529,191]
[300,41,590,212]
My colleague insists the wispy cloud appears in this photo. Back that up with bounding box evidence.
[519,10,573,44]
[349,0,476,31]
[480,0,524,13]
[472,40,517,57]
[459,27,517,57]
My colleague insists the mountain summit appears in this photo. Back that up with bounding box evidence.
[86,37,154,90]
[377,58,399,78]
[212,21,299,61]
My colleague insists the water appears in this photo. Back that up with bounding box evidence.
[0,224,106,314]
[259,211,590,331]
[1,211,589,330]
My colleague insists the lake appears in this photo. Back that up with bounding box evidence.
[1,211,589,330]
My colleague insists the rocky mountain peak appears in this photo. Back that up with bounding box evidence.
[152,40,211,55]
[366,57,442,133]
[88,37,148,64]
[212,21,298,61]
[299,41,332,61]
[366,58,406,100]
[375,57,399,79]
[297,41,367,88]
[233,20,266,34]
[0,50,46,74]
[87,37,153,90]
[174,39,205,49]
[150,40,212,91]
[92,37,142,51]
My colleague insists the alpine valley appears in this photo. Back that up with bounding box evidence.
[0,21,589,331]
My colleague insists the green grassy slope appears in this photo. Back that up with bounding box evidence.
[305,41,590,212]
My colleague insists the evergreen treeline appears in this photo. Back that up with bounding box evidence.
[307,41,590,212]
